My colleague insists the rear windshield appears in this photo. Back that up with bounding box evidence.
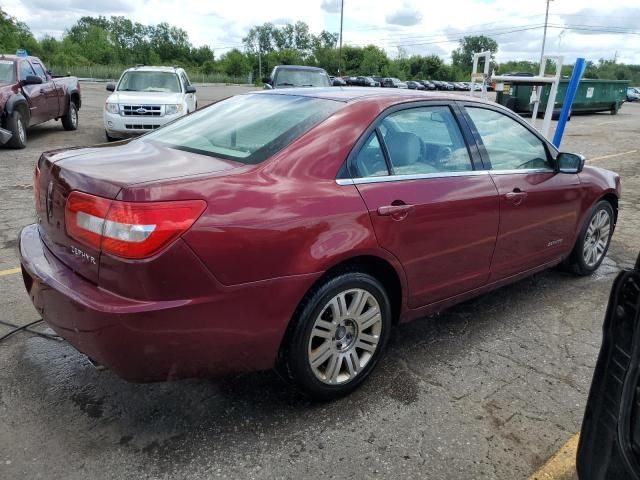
[117,71,181,93]
[275,69,330,88]
[0,60,16,85]
[143,94,342,164]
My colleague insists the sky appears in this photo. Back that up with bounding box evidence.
[4,0,640,65]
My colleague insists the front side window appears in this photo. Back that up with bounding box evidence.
[117,71,181,93]
[19,61,35,81]
[379,106,473,175]
[31,62,47,81]
[143,94,342,165]
[465,107,551,170]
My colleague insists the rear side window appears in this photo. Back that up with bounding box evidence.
[379,106,473,175]
[144,94,342,164]
[465,107,551,170]
[19,61,35,81]
[354,133,388,178]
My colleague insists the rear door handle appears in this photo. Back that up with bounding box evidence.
[377,204,414,217]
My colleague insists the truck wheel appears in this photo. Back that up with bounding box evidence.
[610,104,619,115]
[6,110,27,149]
[105,131,117,142]
[62,100,78,131]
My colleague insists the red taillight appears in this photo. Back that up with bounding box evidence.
[65,192,206,259]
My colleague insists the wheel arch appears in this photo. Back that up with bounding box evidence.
[4,95,30,124]
[276,254,405,366]
[600,192,619,226]
[69,90,81,110]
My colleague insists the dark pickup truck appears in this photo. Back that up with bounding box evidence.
[0,54,81,149]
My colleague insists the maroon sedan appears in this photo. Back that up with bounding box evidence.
[19,88,620,398]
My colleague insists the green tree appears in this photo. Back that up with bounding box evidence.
[220,48,250,77]
[451,35,498,73]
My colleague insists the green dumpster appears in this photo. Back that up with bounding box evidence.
[496,79,629,115]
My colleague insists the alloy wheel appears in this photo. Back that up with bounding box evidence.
[17,118,26,144]
[308,288,382,385]
[583,209,611,268]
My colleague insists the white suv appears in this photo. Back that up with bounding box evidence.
[103,66,197,141]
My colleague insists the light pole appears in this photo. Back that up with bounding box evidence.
[338,0,344,75]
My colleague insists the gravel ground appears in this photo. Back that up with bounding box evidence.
[0,83,639,479]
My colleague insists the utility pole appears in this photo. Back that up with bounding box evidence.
[539,0,553,69]
[338,0,344,75]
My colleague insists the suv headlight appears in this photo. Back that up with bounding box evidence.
[165,104,184,115]
[105,103,119,114]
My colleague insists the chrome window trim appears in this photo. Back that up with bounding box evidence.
[335,170,489,186]
[489,168,555,175]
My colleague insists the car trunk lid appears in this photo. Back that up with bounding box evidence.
[36,140,245,284]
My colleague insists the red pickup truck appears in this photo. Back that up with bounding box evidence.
[0,53,81,149]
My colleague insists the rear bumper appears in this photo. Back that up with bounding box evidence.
[18,223,320,382]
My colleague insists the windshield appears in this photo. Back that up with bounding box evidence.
[275,69,330,88]
[143,94,342,164]
[117,71,181,92]
[0,60,16,85]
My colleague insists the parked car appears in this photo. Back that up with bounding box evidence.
[406,81,425,90]
[372,76,384,86]
[381,77,408,88]
[419,80,436,90]
[577,252,640,479]
[345,76,358,86]
[354,76,377,87]
[104,65,197,142]
[627,86,640,102]
[20,89,620,399]
[330,76,347,86]
[0,51,81,149]
[263,65,331,90]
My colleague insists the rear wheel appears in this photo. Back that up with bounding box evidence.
[567,201,614,275]
[279,272,392,399]
[5,110,27,149]
[62,100,78,130]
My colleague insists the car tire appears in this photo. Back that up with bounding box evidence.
[566,200,615,276]
[61,100,78,131]
[105,131,117,142]
[5,110,27,149]
[279,271,392,400]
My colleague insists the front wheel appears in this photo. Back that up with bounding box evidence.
[279,272,392,399]
[62,100,78,131]
[567,201,614,275]
[5,110,27,149]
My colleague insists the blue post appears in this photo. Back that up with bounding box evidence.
[552,57,586,148]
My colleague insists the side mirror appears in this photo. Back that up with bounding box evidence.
[557,152,585,173]
[185,85,196,93]
[106,83,116,92]
[22,75,43,86]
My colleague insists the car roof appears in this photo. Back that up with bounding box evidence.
[252,87,496,106]
[0,55,38,62]
[274,65,326,71]
[125,66,183,73]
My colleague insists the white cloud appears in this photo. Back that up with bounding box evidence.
[3,0,639,63]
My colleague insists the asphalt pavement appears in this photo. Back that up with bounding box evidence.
[0,83,639,479]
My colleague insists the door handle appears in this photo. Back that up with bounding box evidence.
[377,204,414,218]
[505,189,527,205]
